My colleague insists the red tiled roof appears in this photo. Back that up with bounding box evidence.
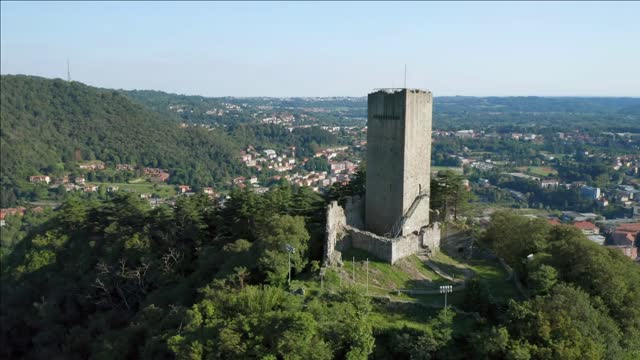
[548,218,561,226]
[617,223,640,232]
[0,207,26,220]
[573,221,597,230]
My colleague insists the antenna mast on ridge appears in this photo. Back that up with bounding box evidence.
[67,58,71,82]
[404,64,407,88]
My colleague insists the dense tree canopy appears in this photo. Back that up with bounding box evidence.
[480,211,640,358]
[3,76,640,359]
[0,75,341,207]
[2,189,640,359]
[0,75,249,206]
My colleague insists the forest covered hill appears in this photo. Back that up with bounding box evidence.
[0,76,339,206]
[1,184,639,359]
[0,75,247,203]
[1,76,639,358]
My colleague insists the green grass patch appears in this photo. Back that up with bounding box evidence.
[340,248,446,292]
[466,259,521,300]
[293,233,521,325]
[88,182,176,198]
[431,166,463,175]
[370,300,476,335]
[429,253,467,281]
[516,166,558,177]
[436,246,522,301]
[434,243,523,302]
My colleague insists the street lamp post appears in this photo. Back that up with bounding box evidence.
[366,258,369,295]
[352,256,355,284]
[288,251,291,283]
[285,244,295,284]
[439,285,453,317]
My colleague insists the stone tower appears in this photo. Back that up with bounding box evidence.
[365,89,433,237]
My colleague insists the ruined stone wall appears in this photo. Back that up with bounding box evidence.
[345,195,364,229]
[346,227,422,264]
[421,222,441,254]
[324,201,348,266]
[348,227,394,263]
[390,233,421,264]
[325,199,440,266]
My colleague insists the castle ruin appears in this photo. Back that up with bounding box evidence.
[324,89,440,265]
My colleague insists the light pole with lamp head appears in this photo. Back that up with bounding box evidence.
[285,244,295,284]
[439,285,453,317]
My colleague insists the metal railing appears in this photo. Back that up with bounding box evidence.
[385,191,429,238]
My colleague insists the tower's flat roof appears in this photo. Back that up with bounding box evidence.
[370,88,431,94]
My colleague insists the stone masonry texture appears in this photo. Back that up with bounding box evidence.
[365,89,433,236]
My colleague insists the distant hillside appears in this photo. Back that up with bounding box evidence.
[618,104,640,115]
[434,96,640,130]
[0,75,247,205]
[123,88,640,130]
[123,89,257,126]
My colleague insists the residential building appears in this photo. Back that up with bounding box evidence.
[78,161,105,171]
[587,235,606,245]
[53,176,69,184]
[540,180,559,189]
[610,223,640,247]
[0,207,27,224]
[233,177,247,188]
[116,163,135,171]
[580,186,601,200]
[64,183,79,191]
[455,130,474,138]
[264,149,277,159]
[606,245,638,260]
[29,175,50,184]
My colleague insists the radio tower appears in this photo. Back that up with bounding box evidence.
[67,58,71,82]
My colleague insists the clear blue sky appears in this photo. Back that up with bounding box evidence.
[2,1,639,97]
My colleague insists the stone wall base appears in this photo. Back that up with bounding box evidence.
[324,200,441,266]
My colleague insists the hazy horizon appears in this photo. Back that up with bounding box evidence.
[2,1,639,97]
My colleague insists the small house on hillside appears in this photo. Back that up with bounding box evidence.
[29,175,50,184]
[573,221,599,235]
[178,185,191,193]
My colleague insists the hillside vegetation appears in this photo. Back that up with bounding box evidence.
[0,75,248,205]
[2,184,640,359]
[1,76,343,206]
